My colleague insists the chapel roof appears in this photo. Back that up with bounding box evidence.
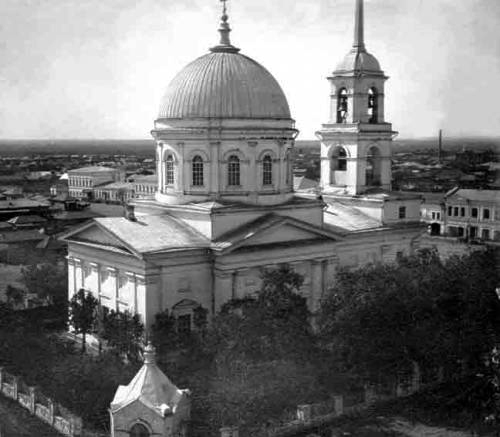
[110,343,188,416]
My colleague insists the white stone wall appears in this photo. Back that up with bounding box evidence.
[154,138,295,205]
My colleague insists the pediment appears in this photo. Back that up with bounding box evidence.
[214,215,342,254]
[61,222,137,256]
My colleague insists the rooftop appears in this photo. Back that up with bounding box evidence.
[67,166,117,174]
[94,215,209,254]
[448,189,499,203]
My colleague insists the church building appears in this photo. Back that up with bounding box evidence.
[62,0,423,330]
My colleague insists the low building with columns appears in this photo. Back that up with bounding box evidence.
[62,0,424,331]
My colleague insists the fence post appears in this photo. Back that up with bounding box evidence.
[12,376,18,400]
[48,398,55,425]
[297,404,312,421]
[28,386,36,414]
[333,395,344,416]
[70,416,83,437]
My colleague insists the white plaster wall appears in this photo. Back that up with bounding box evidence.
[159,263,212,314]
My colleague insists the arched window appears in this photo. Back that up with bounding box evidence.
[368,87,378,124]
[227,155,240,186]
[262,155,273,186]
[337,147,347,171]
[192,155,204,186]
[130,423,150,437]
[337,88,348,123]
[165,155,174,185]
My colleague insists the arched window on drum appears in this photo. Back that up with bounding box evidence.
[192,155,204,186]
[165,155,174,185]
[262,155,273,186]
[227,155,240,186]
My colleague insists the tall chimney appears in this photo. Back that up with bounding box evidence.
[438,129,443,164]
[124,204,136,222]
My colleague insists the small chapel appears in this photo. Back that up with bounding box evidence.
[63,0,423,331]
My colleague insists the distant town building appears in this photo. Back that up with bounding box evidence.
[130,174,158,199]
[93,181,135,203]
[443,188,499,242]
[67,166,122,199]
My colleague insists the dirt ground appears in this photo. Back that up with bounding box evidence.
[0,394,62,437]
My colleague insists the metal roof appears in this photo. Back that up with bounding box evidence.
[158,51,291,120]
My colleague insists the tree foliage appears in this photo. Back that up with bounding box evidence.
[21,263,67,306]
[69,289,98,352]
[98,308,144,361]
[318,248,500,381]
[210,264,313,363]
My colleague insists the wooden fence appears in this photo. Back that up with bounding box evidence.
[0,367,82,437]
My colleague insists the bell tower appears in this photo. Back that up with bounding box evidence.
[317,0,396,195]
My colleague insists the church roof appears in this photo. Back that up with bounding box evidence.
[157,4,291,121]
[323,202,383,232]
[110,343,188,416]
[158,52,291,121]
[93,215,209,254]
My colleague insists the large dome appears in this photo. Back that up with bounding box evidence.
[157,50,291,121]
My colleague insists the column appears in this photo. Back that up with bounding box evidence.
[74,258,83,291]
[135,274,146,325]
[88,262,99,298]
[67,257,76,299]
[125,272,137,313]
[248,141,258,195]
[214,271,233,312]
[106,267,118,311]
[209,141,220,195]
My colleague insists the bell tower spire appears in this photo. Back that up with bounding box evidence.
[353,0,365,51]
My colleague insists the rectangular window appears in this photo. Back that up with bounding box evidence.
[431,212,436,220]
[457,227,464,237]
[470,226,477,238]
[483,208,490,220]
[453,207,459,216]
[460,207,465,217]
[399,206,406,219]
[177,314,191,335]
[448,206,452,216]
[482,229,490,240]
[436,212,441,220]
[471,207,478,218]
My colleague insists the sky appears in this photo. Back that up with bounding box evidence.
[0,0,499,140]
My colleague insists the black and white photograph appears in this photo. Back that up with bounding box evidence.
[0,0,499,436]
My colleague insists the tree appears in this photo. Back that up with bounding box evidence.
[69,289,98,353]
[318,248,500,382]
[100,309,144,361]
[21,263,67,306]
[210,264,313,363]
[5,285,25,308]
